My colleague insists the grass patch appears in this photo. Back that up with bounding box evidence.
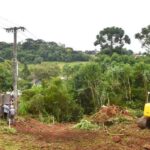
[73,119,100,130]
[0,126,16,134]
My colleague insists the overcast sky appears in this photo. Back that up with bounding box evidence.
[0,0,150,52]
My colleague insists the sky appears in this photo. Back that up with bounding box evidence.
[0,0,150,53]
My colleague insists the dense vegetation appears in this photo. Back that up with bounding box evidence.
[0,39,90,64]
[18,54,150,121]
[0,25,150,122]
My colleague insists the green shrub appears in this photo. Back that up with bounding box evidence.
[69,103,83,122]
[128,109,143,118]
[28,94,45,114]
[125,100,144,109]
[20,86,43,102]
[73,119,99,130]
[19,78,83,122]
[18,100,29,115]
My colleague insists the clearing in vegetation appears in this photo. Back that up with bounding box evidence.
[0,106,150,150]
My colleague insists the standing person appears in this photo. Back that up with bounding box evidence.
[8,104,15,125]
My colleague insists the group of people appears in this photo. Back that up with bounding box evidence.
[3,98,15,125]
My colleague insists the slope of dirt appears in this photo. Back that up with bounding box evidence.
[0,118,149,150]
[15,118,98,143]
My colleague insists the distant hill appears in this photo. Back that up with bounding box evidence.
[0,39,91,64]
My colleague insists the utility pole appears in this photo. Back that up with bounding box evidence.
[5,27,25,111]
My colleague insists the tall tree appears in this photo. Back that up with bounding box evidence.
[135,25,150,53]
[94,26,131,54]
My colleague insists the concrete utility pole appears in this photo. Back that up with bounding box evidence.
[5,27,25,111]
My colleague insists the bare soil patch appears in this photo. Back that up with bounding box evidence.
[9,118,150,150]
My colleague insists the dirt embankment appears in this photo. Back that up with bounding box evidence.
[15,118,97,141]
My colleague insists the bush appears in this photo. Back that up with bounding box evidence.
[28,94,45,114]
[73,119,99,130]
[125,100,144,109]
[69,103,83,122]
[128,109,143,118]
[18,100,29,115]
[19,78,83,122]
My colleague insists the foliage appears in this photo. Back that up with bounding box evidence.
[71,62,102,113]
[0,127,16,134]
[113,115,133,124]
[19,78,83,122]
[0,60,13,91]
[0,39,90,64]
[0,33,150,120]
[73,119,99,130]
[29,62,60,81]
[18,99,29,115]
[38,113,55,124]
[94,26,131,55]
[127,108,143,118]
[17,53,150,118]
[28,94,45,114]
[18,62,61,90]
[66,54,150,115]
[135,25,150,53]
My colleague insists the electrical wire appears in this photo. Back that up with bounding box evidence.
[0,16,38,39]
[19,31,28,39]
[0,16,39,41]
[26,29,38,39]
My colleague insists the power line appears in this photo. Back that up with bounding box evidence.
[0,16,38,40]
[26,29,38,39]
[19,31,29,39]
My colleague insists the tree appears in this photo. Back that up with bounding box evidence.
[135,25,150,53]
[21,63,30,79]
[0,60,13,91]
[94,27,131,54]
[72,63,102,113]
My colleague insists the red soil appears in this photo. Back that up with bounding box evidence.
[12,118,150,150]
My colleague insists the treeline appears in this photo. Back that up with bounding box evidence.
[0,39,91,64]
[1,24,150,65]
[0,37,134,64]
